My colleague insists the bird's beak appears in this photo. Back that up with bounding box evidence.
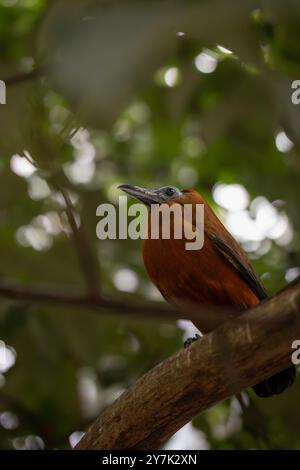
[118,184,162,206]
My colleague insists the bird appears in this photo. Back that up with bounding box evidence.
[119,184,296,397]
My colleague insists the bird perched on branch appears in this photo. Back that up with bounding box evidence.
[119,184,296,397]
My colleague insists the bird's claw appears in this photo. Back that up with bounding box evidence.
[184,333,200,349]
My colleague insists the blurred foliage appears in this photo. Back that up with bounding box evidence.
[0,0,300,450]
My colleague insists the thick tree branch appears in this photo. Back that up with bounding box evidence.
[75,279,300,450]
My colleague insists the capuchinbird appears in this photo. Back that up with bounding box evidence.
[119,184,296,397]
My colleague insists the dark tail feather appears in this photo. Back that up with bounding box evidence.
[253,365,296,398]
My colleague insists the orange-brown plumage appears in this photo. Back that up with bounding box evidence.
[143,190,259,328]
[119,184,295,397]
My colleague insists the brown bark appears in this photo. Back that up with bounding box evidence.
[75,279,300,450]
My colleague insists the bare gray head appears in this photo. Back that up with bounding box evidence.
[118,184,182,206]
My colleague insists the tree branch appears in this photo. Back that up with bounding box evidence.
[18,130,102,297]
[4,68,41,87]
[0,279,234,331]
[74,279,300,450]
[54,183,102,296]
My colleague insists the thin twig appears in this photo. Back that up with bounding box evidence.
[4,68,42,87]
[52,182,102,297]
[0,279,236,330]
[21,147,102,297]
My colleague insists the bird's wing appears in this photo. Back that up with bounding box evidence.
[208,233,268,301]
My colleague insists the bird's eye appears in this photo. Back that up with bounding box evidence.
[165,187,176,197]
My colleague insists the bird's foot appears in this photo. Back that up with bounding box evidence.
[184,333,200,349]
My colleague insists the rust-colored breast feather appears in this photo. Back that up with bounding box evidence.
[142,190,266,333]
